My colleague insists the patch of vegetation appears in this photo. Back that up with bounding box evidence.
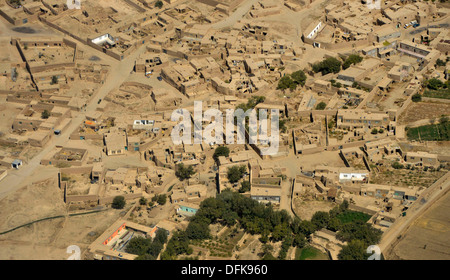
[295,246,328,260]
[213,146,230,161]
[343,54,363,70]
[412,93,422,102]
[277,70,307,91]
[41,110,50,119]
[238,181,251,193]
[152,194,167,205]
[155,0,163,9]
[315,102,327,110]
[423,88,450,100]
[312,57,342,75]
[236,96,265,112]
[112,196,126,209]
[406,119,450,141]
[227,165,247,183]
[336,210,371,224]
[175,163,195,181]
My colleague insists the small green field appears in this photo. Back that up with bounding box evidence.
[407,122,450,141]
[336,210,372,224]
[295,246,329,260]
[423,88,450,100]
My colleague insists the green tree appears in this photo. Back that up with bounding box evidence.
[312,57,342,75]
[411,93,422,102]
[213,146,230,160]
[311,211,330,229]
[336,221,382,245]
[112,196,126,209]
[139,197,148,205]
[154,228,168,244]
[51,76,58,85]
[277,75,296,91]
[338,240,371,260]
[426,78,444,90]
[227,165,247,183]
[239,181,251,193]
[41,110,50,119]
[126,236,152,255]
[435,58,446,67]
[186,221,210,240]
[293,233,307,248]
[327,217,342,232]
[343,54,363,70]
[371,128,378,134]
[157,194,167,205]
[155,0,163,8]
[291,70,307,86]
[175,163,195,181]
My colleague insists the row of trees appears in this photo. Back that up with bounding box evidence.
[159,190,381,260]
[312,54,363,76]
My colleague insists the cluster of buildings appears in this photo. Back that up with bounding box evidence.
[0,0,449,260]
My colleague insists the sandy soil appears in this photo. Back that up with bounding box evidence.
[293,199,335,221]
[386,189,450,260]
[399,102,450,125]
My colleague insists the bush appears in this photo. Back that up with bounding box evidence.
[312,57,342,75]
[112,196,126,209]
[227,165,247,183]
[277,75,296,91]
[371,128,378,134]
[157,194,167,205]
[213,146,230,160]
[139,197,148,205]
[338,240,371,260]
[392,161,404,169]
[411,93,422,102]
[175,163,195,181]
[343,54,363,70]
[290,70,307,86]
[41,110,50,119]
[426,78,444,90]
[239,181,251,193]
[315,102,327,110]
[155,0,163,8]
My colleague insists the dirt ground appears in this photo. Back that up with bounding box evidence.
[399,102,450,125]
[293,199,335,221]
[0,177,128,259]
[386,189,450,260]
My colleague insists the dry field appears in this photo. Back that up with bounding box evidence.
[293,199,335,221]
[399,102,450,124]
[386,189,450,260]
[0,178,127,259]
